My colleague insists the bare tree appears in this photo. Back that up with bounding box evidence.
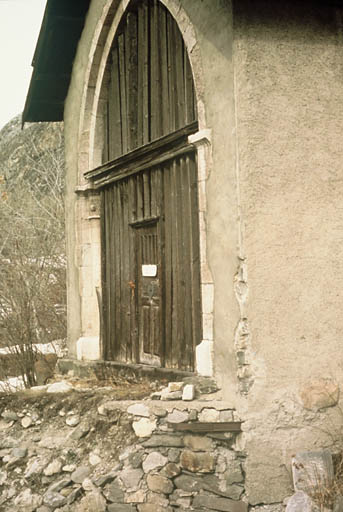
[0,120,66,388]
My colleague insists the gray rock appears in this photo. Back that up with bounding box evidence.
[36,507,51,512]
[47,380,73,393]
[334,495,343,512]
[1,410,18,421]
[43,491,67,508]
[93,473,116,487]
[0,470,7,485]
[119,468,143,489]
[174,474,204,492]
[107,505,136,512]
[66,486,83,505]
[128,450,144,468]
[224,460,244,484]
[285,491,319,512]
[143,434,183,448]
[44,459,63,476]
[180,449,215,473]
[183,435,213,452]
[168,448,180,462]
[147,473,174,494]
[11,447,27,458]
[66,415,80,427]
[14,488,42,511]
[292,451,334,494]
[143,452,168,473]
[192,495,248,512]
[70,422,91,440]
[160,462,181,478]
[25,456,50,478]
[103,481,125,502]
[48,478,72,493]
[21,416,33,428]
[167,410,189,423]
[75,490,106,511]
[127,403,150,417]
[182,384,195,401]
[71,465,91,484]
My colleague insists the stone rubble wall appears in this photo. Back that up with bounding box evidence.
[0,380,258,512]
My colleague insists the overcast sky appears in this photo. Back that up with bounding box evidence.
[0,0,46,130]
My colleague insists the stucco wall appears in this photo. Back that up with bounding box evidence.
[233,0,343,504]
[64,0,343,506]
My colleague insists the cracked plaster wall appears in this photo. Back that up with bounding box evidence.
[233,0,343,504]
[64,0,343,506]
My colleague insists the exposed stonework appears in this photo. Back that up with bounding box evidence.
[0,381,251,511]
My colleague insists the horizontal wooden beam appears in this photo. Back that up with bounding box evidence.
[169,422,243,433]
[85,121,198,187]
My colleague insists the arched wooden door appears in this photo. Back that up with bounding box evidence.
[87,0,201,371]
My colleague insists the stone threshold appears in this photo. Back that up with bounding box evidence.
[57,358,196,382]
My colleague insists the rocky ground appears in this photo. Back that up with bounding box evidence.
[0,375,156,511]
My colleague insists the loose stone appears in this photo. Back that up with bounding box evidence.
[182,384,195,401]
[180,449,216,473]
[21,416,33,429]
[147,474,174,494]
[119,468,144,490]
[127,403,150,417]
[43,491,67,509]
[44,459,62,476]
[132,418,157,438]
[143,452,168,473]
[71,465,91,484]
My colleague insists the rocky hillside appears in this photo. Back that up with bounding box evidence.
[0,115,64,191]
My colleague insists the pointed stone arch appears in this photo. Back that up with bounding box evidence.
[74,0,214,376]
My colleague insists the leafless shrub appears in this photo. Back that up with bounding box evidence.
[0,121,66,388]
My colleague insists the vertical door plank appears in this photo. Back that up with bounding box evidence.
[137,3,145,147]
[108,48,123,160]
[166,13,176,133]
[170,159,180,368]
[174,23,186,129]
[126,11,138,151]
[118,33,128,155]
[180,155,194,370]
[143,171,151,218]
[150,0,161,140]
[162,163,172,368]
[188,153,202,350]
[137,173,144,220]
[109,187,117,359]
[159,5,169,136]
[142,1,150,145]
[121,180,132,361]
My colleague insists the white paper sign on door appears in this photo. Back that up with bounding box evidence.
[142,264,157,277]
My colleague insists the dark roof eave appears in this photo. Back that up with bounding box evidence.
[22,0,91,126]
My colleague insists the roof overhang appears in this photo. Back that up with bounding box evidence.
[22,0,90,125]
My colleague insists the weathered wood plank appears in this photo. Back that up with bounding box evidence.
[86,121,198,182]
[150,0,162,140]
[162,162,172,368]
[180,155,193,370]
[118,33,128,155]
[159,5,169,136]
[142,1,149,145]
[126,11,138,151]
[166,13,176,133]
[108,48,122,159]
[174,21,185,129]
